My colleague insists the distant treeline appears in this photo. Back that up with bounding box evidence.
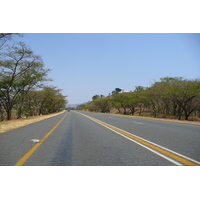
[0,34,67,120]
[80,77,200,120]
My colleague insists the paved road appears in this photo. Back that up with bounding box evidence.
[0,111,200,166]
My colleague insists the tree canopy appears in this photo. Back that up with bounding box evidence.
[0,34,67,120]
[84,77,200,120]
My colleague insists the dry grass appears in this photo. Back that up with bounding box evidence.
[122,114,200,125]
[85,109,200,125]
[0,111,65,134]
[107,108,200,125]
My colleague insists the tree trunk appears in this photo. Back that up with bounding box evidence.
[17,106,22,119]
[139,106,142,116]
[172,103,177,116]
[129,106,135,115]
[185,114,189,120]
[0,110,4,121]
[6,109,12,120]
[153,109,156,118]
[184,108,194,120]
[4,101,12,120]
[152,105,156,118]
[177,106,183,120]
[123,107,126,115]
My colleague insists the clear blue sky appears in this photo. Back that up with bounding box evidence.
[15,33,200,105]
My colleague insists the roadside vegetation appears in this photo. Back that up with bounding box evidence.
[79,78,200,121]
[0,111,65,133]
[0,33,67,121]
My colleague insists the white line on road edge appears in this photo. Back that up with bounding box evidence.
[77,112,200,166]
[87,117,181,165]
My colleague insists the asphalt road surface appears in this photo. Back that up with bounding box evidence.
[0,111,200,166]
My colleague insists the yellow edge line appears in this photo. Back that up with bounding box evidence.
[82,114,197,166]
[14,112,68,166]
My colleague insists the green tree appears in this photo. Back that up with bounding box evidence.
[126,92,140,115]
[92,95,99,100]
[92,94,105,100]
[159,77,200,120]
[89,98,111,113]
[112,88,122,95]
[36,86,67,115]
[23,86,67,116]
[112,93,129,114]
[0,42,49,120]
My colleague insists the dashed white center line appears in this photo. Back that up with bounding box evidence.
[132,121,143,124]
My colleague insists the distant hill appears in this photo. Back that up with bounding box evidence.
[67,104,79,108]
[67,102,87,108]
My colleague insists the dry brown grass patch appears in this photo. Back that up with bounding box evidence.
[0,111,65,134]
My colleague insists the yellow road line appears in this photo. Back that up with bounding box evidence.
[14,112,68,166]
[80,113,198,166]
[93,112,200,128]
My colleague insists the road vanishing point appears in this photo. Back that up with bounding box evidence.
[0,111,200,166]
